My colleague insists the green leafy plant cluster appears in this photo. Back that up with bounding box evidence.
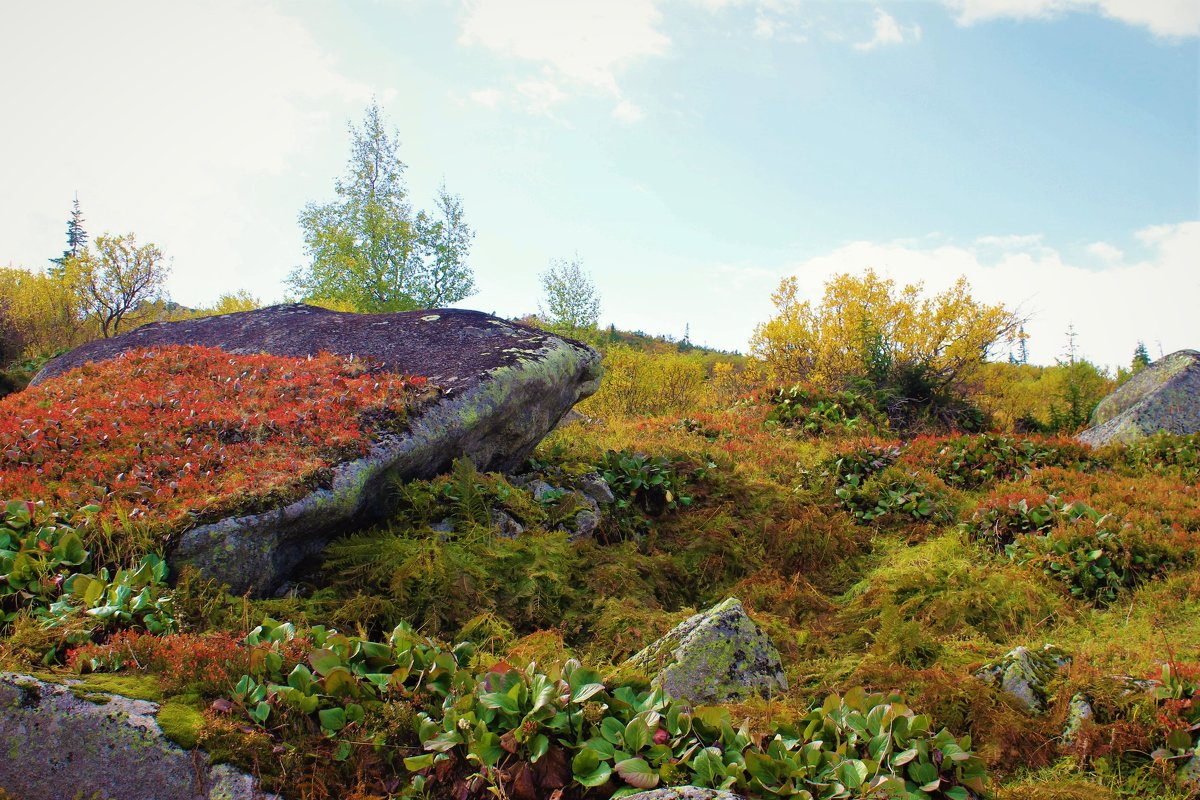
[960,493,1064,552]
[912,434,1087,490]
[0,500,91,624]
[0,499,174,639]
[44,553,176,635]
[1150,663,1200,780]
[767,386,886,437]
[831,465,951,525]
[1114,433,1200,482]
[224,617,986,800]
[1004,502,1177,605]
[599,450,692,515]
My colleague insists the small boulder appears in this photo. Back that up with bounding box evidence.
[623,789,744,800]
[625,597,787,703]
[1079,349,1200,446]
[579,472,616,505]
[976,644,1070,713]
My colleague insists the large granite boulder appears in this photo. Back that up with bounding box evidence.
[32,305,601,595]
[625,597,787,703]
[1078,349,1200,447]
[0,672,274,800]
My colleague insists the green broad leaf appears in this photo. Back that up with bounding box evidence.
[479,691,520,714]
[333,740,353,762]
[573,762,614,786]
[624,718,651,752]
[309,648,344,677]
[584,737,616,760]
[404,754,435,772]
[319,707,347,733]
[572,682,607,704]
[744,751,780,787]
[908,761,938,785]
[692,747,727,787]
[601,716,626,745]
[52,532,87,566]
[470,732,505,767]
[615,758,659,790]
[1167,729,1193,751]
[837,759,868,789]
[288,663,315,692]
[891,747,919,766]
[322,667,357,698]
[251,701,271,724]
[944,788,969,800]
[920,777,942,792]
[573,748,600,775]
[529,734,550,762]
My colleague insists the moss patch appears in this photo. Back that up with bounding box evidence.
[73,673,164,703]
[157,698,204,750]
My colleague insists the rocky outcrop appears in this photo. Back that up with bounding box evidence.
[975,644,1070,713]
[0,672,274,800]
[624,789,744,800]
[1078,349,1200,447]
[625,597,787,704]
[34,305,602,596]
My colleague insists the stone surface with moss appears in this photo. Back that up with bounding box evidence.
[35,304,602,596]
[0,672,274,800]
[1079,349,1200,446]
[625,597,787,703]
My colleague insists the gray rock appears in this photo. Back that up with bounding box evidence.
[491,509,525,538]
[579,472,616,505]
[571,509,600,540]
[0,672,276,800]
[625,597,787,703]
[1079,349,1200,446]
[430,518,456,533]
[528,480,559,502]
[976,644,1070,713]
[34,305,601,596]
[623,789,744,800]
[1062,692,1094,745]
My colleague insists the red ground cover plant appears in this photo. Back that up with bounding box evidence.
[0,346,433,532]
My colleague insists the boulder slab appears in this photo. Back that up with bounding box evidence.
[0,672,275,800]
[625,597,787,703]
[1078,349,1200,447]
[32,305,602,595]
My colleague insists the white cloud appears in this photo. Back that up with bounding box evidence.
[0,0,375,306]
[612,100,646,123]
[1087,241,1124,261]
[854,9,921,51]
[944,0,1200,38]
[516,79,571,116]
[775,221,1198,368]
[469,88,505,108]
[458,0,670,118]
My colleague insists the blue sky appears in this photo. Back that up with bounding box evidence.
[1,0,1196,368]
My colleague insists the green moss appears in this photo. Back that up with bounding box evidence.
[157,698,204,749]
[73,673,164,702]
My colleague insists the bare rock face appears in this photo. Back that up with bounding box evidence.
[625,597,787,704]
[0,672,275,800]
[33,305,602,595]
[1078,349,1200,447]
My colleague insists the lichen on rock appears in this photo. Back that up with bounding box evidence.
[0,672,275,800]
[624,597,787,703]
[1079,349,1200,446]
[975,644,1071,713]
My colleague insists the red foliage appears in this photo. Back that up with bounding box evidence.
[0,346,431,530]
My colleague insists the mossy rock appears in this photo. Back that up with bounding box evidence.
[975,644,1070,713]
[1079,349,1200,446]
[0,672,274,800]
[625,597,787,703]
[35,305,602,596]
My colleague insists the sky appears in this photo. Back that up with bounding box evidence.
[1,0,1196,369]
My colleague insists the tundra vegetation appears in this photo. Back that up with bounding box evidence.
[0,143,1193,796]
